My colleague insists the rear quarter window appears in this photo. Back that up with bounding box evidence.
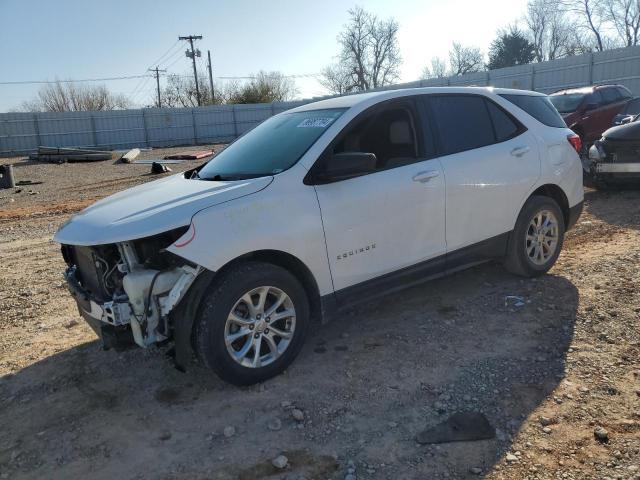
[624,97,640,114]
[500,94,567,128]
[486,101,521,141]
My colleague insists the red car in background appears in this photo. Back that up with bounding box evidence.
[549,84,633,150]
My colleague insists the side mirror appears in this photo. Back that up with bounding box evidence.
[313,152,377,183]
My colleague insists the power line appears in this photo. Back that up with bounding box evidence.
[129,40,183,101]
[148,40,181,68]
[164,53,185,71]
[0,74,151,85]
[216,73,321,80]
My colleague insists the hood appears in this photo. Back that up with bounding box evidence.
[602,121,640,143]
[54,173,273,246]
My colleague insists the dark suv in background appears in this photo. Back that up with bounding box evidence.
[612,96,640,126]
[549,84,632,147]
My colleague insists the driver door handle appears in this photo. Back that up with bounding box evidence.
[511,146,530,157]
[412,170,440,183]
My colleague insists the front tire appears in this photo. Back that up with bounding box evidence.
[194,262,309,386]
[504,196,565,277]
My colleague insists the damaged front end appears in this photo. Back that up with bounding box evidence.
[61,227,201,351]
[587,122,640,184]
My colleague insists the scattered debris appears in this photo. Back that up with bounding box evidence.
[291,408,305,422]
[29,146,114,164]
[164,150,213,160]
[271,454,289,469]
[594,426,609,443]
[505,295,525,308]
[119,148,141,164]
[506,453,518,463]
[416,412,496,444]
[0,164,16,189]
[151,162,172,174]
[15,180,43,186]
[223,426,235,438]
[133,159,185,165]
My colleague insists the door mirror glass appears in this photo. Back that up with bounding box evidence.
[316,152,377,182]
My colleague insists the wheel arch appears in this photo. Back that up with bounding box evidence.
[171,249,324,371]
[528,184,570,228]
[216,249,323,322]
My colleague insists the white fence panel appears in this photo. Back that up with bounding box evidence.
[4,45,640,156]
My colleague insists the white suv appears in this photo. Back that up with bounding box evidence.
[55,87,584,385]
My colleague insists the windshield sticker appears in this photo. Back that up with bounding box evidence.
[297,117,335,128]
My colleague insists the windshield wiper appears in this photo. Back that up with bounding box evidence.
[199,173,265,181]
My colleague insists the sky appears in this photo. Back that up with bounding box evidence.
[0,0,529,112]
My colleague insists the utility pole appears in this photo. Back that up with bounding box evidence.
[179,35,203,106]
[207,50,214,103]
[148,66,166,108]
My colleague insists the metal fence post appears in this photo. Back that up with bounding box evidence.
[33,113,41,147]
[89,113,98,147]
[588,52,595,84]
[191,108,198,145]
[231,105,238,139]
[531,65,536,91]
[142,109,149,148]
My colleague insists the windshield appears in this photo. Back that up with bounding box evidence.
[549,93,586,114]
[197,108,346,180]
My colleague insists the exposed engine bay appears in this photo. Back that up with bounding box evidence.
[61,227,201,349]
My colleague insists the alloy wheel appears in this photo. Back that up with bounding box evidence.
[224,286,296,368]
[524,209,559,266]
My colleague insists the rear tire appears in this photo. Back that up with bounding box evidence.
[194,261,309,386]
[504,196,565,277]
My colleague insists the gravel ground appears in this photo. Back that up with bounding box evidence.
[0,154,639,480]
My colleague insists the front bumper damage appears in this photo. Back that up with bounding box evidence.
[62,240,201,352]
[587,131,640,183]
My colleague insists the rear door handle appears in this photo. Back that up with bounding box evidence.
[511,146,531,157]
[412,170,440,183]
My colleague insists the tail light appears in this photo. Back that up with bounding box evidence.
[567,133,582,154]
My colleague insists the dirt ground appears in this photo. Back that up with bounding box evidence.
[0,150,639,480]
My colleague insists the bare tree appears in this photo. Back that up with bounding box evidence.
[227,71,298,104]
[160,74,225,108]
[605,0,640,46]
[525,0,578,61]
[561,0,608,51]
[22,81,131,112]
[421,57,448,79]
[160,71,295,107]
[449,43,484,75]
[321,6,401,93]
[319,64,357,94]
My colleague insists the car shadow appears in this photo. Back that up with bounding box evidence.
[584,187,640,230]
[0,262,578,479]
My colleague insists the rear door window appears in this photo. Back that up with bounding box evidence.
[601,88,620,104]
[624,97,640,115]
[617,86,633,99]
[501,94,567,128]
[588,90,604,107]
[427,95,495,155]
